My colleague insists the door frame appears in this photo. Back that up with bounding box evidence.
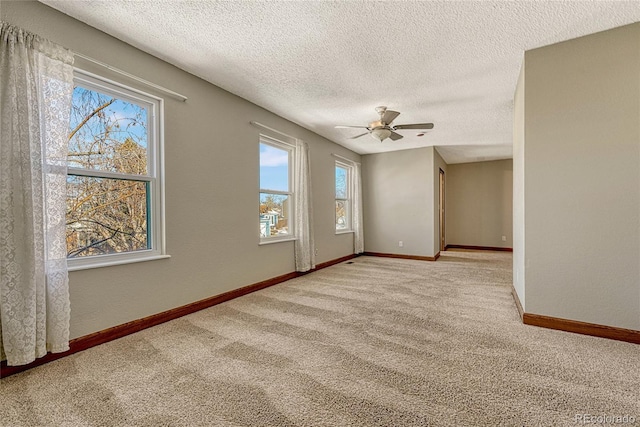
[439,168,445,252]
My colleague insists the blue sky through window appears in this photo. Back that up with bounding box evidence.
[69,87,148,148]
[336,166,347,198]
[260,143,289,191]
[68,86,149,174]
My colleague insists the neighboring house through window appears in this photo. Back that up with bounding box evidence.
[335,161,353,232]
[66,70,165,269]
[259,135,294,242]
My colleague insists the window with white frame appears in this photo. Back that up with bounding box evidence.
[66,71,165,269]
[259,136,294,241]
[335,161,353,232]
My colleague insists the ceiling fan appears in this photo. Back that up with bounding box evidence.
[335,106,434,142]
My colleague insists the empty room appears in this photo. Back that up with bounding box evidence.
[1,1,639,426]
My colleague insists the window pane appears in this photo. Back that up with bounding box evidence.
[66,176,149,257]
[260,143,289,192]
[336,200,348,230]
[336,166,348,199]
[68,86,148,175]
[260,193,290,237]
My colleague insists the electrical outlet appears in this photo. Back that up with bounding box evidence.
[501,236,507,242]
[399,241,404,247]
[314,248,318,255]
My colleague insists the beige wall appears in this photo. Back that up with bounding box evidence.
[521,23,640,329]
[3,2,361,339]
[362,147,437,257]
[446,160,513,249]
[433,149,448,254]
[513,63,526,309]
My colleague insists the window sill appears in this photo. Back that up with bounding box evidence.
[68,253,171,271]
[259,236,296,245]
[335,230,354,235]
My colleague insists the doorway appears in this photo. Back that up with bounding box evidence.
[439,169,445,252]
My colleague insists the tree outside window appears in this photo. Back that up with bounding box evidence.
[66,72,163,267]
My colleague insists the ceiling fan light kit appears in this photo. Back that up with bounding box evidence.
[336,106,434,142]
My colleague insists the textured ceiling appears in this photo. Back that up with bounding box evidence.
[41,1,640,163]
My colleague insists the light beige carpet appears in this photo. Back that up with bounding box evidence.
[1,251,639,426]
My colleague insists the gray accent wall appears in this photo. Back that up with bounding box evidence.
[446,160,513,249]
[2,1,360,339]
[516,23,640,330]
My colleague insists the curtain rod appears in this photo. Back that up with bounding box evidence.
[250,121,298,142]
[74,53,188,102]
[332,153,360,166]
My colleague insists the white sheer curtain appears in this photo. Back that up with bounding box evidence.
[0,22,74,366]
[293,140,315,272]
[353,162,364,254]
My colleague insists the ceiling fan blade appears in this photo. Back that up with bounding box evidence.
[382,110,400,124]
[335,125,369,129]
[349,132,370,139]
[393,123,434,130]
[389,131,403,141]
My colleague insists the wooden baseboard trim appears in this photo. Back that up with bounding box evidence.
[445,244,513,252]
[1,253,357,378]
[523,313,640,345]
[510,285,524,320]
[363,251,438,262]
[510,284,639,345]
[314,253,358,270]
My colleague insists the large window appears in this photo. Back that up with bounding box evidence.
[335,161,353,232]
[260,135,293,243]
[66,71,165,269]
[259,136,294,242]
